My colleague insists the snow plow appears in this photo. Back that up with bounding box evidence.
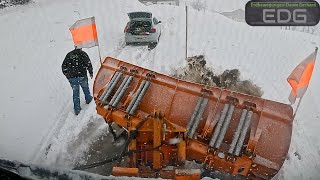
[93,57,294,179]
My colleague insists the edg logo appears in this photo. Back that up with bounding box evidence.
[245,1,320,26]
[263,9,307,23]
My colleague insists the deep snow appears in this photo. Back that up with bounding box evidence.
[0,0,320,179]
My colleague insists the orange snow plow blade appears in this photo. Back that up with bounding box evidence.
[93,57,294,179]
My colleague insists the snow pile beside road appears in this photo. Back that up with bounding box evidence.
[172,55,263,97]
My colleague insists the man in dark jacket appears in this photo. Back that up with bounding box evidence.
[62,46,93,115]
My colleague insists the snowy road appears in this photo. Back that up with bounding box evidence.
[112,45,158,70]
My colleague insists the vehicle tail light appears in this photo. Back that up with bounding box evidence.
[124,25,129,33]
[150,28,156,33]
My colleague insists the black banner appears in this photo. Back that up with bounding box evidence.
[245,0,320,26]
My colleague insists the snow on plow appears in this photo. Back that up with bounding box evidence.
[93,57,294,179]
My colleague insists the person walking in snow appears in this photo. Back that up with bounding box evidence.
[62,46,93,115]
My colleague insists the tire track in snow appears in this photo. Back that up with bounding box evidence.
[136,46,157,70]
[149,46,158,70]
[32,101,105,166]
[115,45,152,66]
[107,40,127,58]
[31,101,74,163]
[111,41,159,71]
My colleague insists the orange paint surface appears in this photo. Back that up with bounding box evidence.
[70,23,97,44]
[288,62,315,96]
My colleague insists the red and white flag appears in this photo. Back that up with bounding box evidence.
[69,17,98,48]
[287,48,318,104]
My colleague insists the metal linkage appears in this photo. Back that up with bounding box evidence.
[215,105,235,149]
[126,80,146,113]
[228,109,248,154]
[188,98,209,139]
[186,97,204,134]
[112,76,134,107]
[99,71,120,101]
[100,72,123,104]
[109,75,129,106]
[125,80,151,115]
[234,110,253,156]
[209,104,230,147]
[129,81,150,115]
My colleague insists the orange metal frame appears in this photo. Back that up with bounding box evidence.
[93,57,294,179]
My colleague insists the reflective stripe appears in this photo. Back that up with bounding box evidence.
[287,63,315,95]
[74,39,98,49]
[69,17,98,48]
[287,49,317,102]
[70,17,95,29]
[70,24,98,43]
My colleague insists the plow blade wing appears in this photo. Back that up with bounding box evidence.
[93,57,293,179]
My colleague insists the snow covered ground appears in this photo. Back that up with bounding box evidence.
[0,0,320,179]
